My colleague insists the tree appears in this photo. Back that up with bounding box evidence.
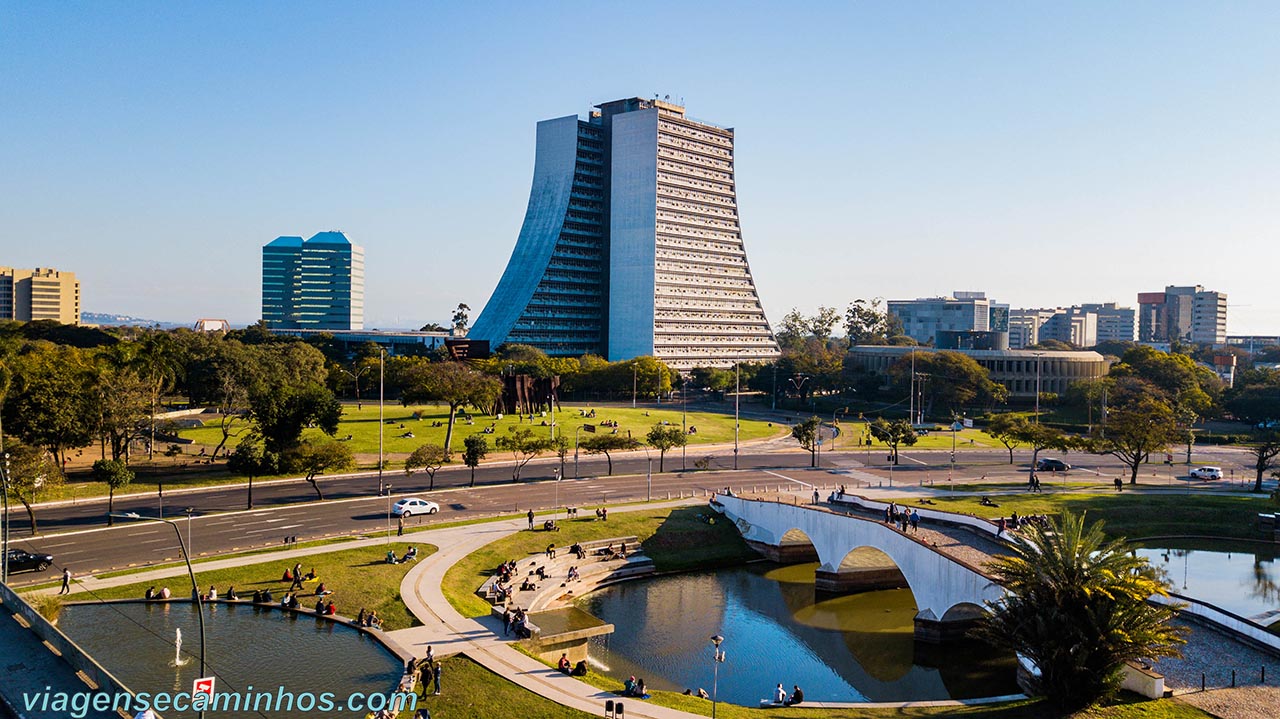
[494,427,554,482]
[975,511,1184,710]
[89,365,151,463]
[867,418,917,464]
[580,434,640,476]
[984,414,1025,464]
[452,303,471,332]
[405,444,450,491]
[1007,420,1074,475]
[400,361,502,454]
[462,435,488,488]
[790,417,821,467]
[1088,395,1181,484]
[645,424,687,473]
[3,345,95,467]
[844,298,901,345]
[93,458,134,525]
[210,363,251,459]
[283,438,355,500]
[4,441,63,534]
[249,383,342,455]
[226,437,274,509]
[888,351,1006,415]
[553,435,571,478]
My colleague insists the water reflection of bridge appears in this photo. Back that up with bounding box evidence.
[714,494,1005,642]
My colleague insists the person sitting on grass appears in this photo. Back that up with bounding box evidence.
[402,546,419,562]
[558,653,571,673]
[572,660,588,676]
[315,582,331,596]
[386,549,398,564]
[145,586,156,600]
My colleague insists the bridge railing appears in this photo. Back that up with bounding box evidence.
[715,493,999,581]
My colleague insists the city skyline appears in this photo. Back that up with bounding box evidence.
[4,3,1280,333]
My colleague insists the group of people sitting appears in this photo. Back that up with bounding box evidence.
[769,683,804,706]
[597,542,628,560]
[622,676,648,698]
[283,564,318,591]
[501,606,533,638]
[143,586,172,600]
[556,653,588,676]
[355,607,384,629]
[386,546,419,564]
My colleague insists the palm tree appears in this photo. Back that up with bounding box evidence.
[975,511,1185,711]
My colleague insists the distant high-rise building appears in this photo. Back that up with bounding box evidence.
[261,232,364,330]
[1079,302,1136,344]
[1138,285,1226,345]
[470,97,779,370]
[0,266,80,325]
[888,292,1006,345]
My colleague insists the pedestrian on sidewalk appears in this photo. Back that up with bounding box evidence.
[432,661,442,695]
[398,516,405,536]
[812,489,819,505]
[527,509,535,530]
[1114,477,1123,493]
[60,568,72,595]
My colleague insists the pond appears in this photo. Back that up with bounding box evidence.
[1134,539,1280,623]
[58,602,404,719]
[578,562,1018,705]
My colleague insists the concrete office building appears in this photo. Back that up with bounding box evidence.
[471,97,779,370]
[1079,302,1136,343]
[848,346,1110,400]
[887,292,1009,346]
[0,266,80,325]
[262,232,364,331]
[1138,285,1227,345]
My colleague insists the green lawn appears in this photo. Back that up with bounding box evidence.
[83,543,434,631]
[887,492,1275,542]
[833,420,1006,451]
[178,403,785,458]
[442,505,756,618]
[411,655,1211,719]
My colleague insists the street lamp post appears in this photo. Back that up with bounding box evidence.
[553,468,561,520]
[710,634,726,719]
[1,453,10,584]
[184,507,195,562]
[733,362,741,470]
[386,485,394,544]
[337,364,371,407]
[787,375,809,413]
[632,363,638,409]
[112,511,206,719]
[379,348,386,494]
[681,382,688,471]
[1033,352,1045,423]
[573,425,581,479]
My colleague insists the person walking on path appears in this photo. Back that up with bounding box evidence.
[432,661,442,695]
[60,568,72,595]
[527,509,535,530]
[909,509,920,533]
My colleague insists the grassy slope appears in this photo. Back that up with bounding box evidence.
[414,655,1211,719]
[893,492,1274,541]
[84,543,434,631]
[441,505,756,618]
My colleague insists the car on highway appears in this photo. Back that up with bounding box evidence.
[1189,466,1223,480]
[5,548,54,574]
[1035,458,1071,472]
[391,497,440,517]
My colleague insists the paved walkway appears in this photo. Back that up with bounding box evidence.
[0,601,120,719]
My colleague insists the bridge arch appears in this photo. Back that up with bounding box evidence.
[816,545,911,594]
[718,495,1005,643]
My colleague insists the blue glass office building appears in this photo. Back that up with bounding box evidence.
[472,98,778,370]
[262,231,364,330]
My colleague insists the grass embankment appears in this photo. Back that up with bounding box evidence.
[442,505,756,618]
[892,492,1274,542]
[410,655,1211,719]
[179,404,783,457]
[83,543,434,631]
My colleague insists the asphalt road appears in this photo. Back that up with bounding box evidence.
[2,443,1263,588]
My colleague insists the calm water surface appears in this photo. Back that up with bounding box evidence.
[579,562,1017,705]
[59,602,403,719]
[1135,540,1280,621]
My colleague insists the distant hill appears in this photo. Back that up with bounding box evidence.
[81,312,186,329]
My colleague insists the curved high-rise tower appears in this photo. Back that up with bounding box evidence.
[472,97,778,370]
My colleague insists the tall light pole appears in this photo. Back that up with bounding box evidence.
[573,425,581,479]
[337,363,371,407]
[632,363,638,409]
[113,511,206,719]
[710,634,726,719]
[184,507,195,563]
[1033,351,1045,423]
[1,453,10,584]
[909,348,916,425]
[733,362,740,470]
[378,348,386,494]
[681,381,688,471]
[553,468,561,520]
[787,375,809,412]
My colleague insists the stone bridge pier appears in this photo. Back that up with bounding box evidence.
[714,494,1004,643]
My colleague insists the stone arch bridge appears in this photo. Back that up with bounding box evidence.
[713,494,1005,643]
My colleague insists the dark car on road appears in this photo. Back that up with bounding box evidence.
[5,549,54,573]
[1035,458,1071,472]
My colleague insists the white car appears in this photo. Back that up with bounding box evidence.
[392,498,440,517]
[1189,466,1222,480]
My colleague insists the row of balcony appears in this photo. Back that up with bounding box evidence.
[658,145,732,172]
[657,120,734,150]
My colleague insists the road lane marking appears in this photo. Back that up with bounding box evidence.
[762,470,812,488]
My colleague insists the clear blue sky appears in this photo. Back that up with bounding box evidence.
[4,2,1278,333]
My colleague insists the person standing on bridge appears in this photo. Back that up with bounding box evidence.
[909,509,920,533]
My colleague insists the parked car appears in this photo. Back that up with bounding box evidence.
[1035,458,1071,472]
[391,498,440,517]
[1189,466,1223,480]
[5,549,54,573]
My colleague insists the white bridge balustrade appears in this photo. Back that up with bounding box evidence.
[713,494,1004,643]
